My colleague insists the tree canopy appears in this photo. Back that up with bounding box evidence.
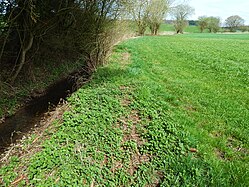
[124,0,150,35]
[206,16,221,33]
[197,16,221,33]
[198,16,208,33]
[170,4,195,34]
[147,0,170,35]
[225,15,245,32]
[124,0,173,36]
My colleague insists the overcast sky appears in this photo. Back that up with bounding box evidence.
[188,0,249,25]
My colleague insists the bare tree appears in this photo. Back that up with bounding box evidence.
[206,16,221,33]
[225,15,244,32]
[125,0,175,36]
[147,0,171,35]
[0,0,126,84]
[170,4,194,34]
[197,16,221,33]
[198,16,208,33]
[10,0,37,84]
[124,0,150,36]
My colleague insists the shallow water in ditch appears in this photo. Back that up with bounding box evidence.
[0,68,89,154]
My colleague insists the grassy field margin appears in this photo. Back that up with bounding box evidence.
[1,34,249,186]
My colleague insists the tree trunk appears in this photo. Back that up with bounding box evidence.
[0,29,11,65]
[11,33,34,84]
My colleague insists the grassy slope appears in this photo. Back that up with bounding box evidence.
[1,34,249,186]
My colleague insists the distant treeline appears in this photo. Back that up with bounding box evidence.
[165,19,249,32]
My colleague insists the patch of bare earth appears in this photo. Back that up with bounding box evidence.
[125,110,150,176]
[210,131,222,138]
[184,104,196,112]
[119,85,129,90]
[212,135,248,161]
[146,171,164,187]
[227,137,249,156]
[0,103,69,186]
[116,90,151,173]
[120,52,131,69]
[115,109,150,176]
[215,148,226,160]
[160,31,176,36]
[112,91,163,186]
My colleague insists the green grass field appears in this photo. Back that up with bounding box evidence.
[1,33,249,186]
[159,23,206,33]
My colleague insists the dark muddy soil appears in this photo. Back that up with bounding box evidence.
[0,68,90,154]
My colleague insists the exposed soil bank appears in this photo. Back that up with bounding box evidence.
[0,68,90,154]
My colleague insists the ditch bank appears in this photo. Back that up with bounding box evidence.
[0,68,91,154]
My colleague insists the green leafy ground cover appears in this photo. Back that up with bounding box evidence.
[184,33,249,40]
[1,34,249,186]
